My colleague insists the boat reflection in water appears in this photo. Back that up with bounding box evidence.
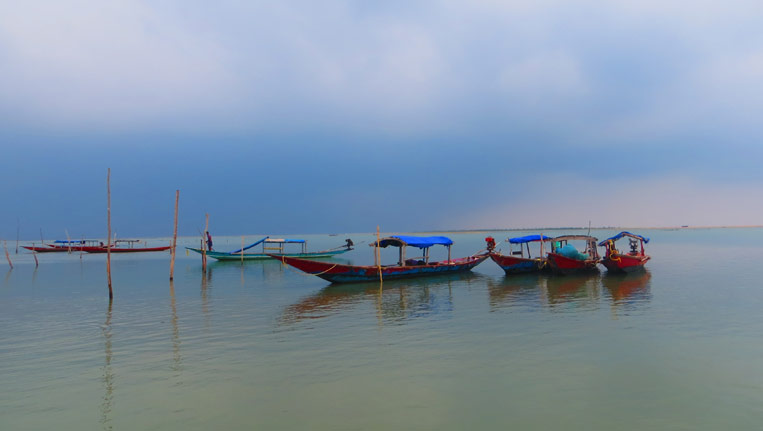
[280,272,483,325]
[539,274,601,309]
[486,274,546,311]
[601,270,652,307]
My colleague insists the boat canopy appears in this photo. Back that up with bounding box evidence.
[598,232,649,246]
[508,234,552,244]
[374,235,453,249]
[54,240,97,244]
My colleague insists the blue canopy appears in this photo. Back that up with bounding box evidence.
[376,235,453,249]
[509,234,552,244]
[598,231,650,246]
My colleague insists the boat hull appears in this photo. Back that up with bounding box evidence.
[81,246,171,253]
[187,247,351,261]
[601,254,650,273]
[22,246,72,253]
[547,252,599,275]
[489,253,547,274]
[273,254,489,283]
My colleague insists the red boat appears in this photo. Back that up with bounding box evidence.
[81,239,170,253]
[488,234,553,274]
[23,240,100,253]
[272,235,488,283]
[598,232,650,273]
[546,235,600,275]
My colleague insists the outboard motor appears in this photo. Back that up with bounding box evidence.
[629,238,639,254]
[485,236,496,252]
[345,238,354,249]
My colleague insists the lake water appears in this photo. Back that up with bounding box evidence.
[2,228,762,430]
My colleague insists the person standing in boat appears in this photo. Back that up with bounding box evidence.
[206,232,213,251]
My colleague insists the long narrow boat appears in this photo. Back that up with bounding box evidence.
[81,239,170,253]
[488,234,553,274]
[22,245,69,253]
[546,235,600,275]
[23,240,100,253]
[273,235,488,283]
[598,232,650,273]
[187,237,354,261]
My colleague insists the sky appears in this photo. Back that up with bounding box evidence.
[2,0,763,239]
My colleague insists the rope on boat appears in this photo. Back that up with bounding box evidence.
[606,240,622,263]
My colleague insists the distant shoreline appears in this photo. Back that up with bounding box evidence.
[416,225,763,234]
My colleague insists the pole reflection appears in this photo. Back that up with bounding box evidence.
[100,300,114,431]
[169,281,182,373]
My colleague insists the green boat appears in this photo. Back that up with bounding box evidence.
[186,237,353,261]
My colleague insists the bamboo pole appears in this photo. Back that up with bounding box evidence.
[376,226,382,285]
[3,240,12,269]
[170,190,179,281]
[107,168,113,300]
[66,229,72,253]
[15,218,19,254]
[241,236,244,264]
[33,250,39,267]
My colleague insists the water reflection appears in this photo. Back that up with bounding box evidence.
[602,270,652,305]
[100,301,114,431]
[487,274,544,310]
[280,272,481,325]
[540,274,601,308]
[169,281,183,373]
[201,268,211,328]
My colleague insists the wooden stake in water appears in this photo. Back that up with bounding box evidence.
[107,168,113,300]
[33,251,39,267]
[15,218,19,254]
[376,226,382,286]
[241,236,244,264]
[3,240,12,270]
[170,190,179,281]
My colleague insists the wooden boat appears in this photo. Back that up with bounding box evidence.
[272,235,488,283]
[81,239,170,253]
[23,240,100,253]
[598,232,650,273]
[546,235,600,275]
[187,237,353,261]
[488,234,553,274]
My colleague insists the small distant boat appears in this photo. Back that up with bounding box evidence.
[488,234,553,274]
[187,237,354,261]
[273,235,488,283]
[546,235,600,275]
[80,239,171,253]
[598,232,650,273]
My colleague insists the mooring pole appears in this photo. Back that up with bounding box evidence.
[3,241,12,270]
[170,190,179,281]
[106,168,113,300]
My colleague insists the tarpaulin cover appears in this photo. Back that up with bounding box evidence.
[377,235,453,249]
[509,235,552,244]
[598,232,650,246]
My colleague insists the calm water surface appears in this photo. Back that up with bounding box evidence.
[2,229,763,430]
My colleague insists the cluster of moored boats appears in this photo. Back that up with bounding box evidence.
[23,231,650,285]
[274,231,650,284]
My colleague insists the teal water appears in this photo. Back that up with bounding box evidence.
[2,229,763,430]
